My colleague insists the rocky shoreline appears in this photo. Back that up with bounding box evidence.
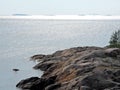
[16,47,120,90]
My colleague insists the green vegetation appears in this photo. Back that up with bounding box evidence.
[109,30,120,48]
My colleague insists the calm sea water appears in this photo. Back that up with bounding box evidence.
[0,18,120,90]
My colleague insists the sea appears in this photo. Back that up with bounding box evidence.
[0,17,120,90]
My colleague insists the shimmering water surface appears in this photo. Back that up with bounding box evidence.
[0,18,120,90]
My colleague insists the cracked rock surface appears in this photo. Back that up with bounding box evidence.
[16,47,120,90]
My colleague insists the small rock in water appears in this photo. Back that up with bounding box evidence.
[12,69,19,72]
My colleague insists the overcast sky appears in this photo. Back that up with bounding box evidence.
[0,0,120,15]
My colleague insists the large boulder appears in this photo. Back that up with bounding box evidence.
[16,77,40,89]
[16,76,57,90]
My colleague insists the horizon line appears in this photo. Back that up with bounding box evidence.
[0,15,120,20]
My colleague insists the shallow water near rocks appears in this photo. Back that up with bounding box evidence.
[0,18,120,90]
[0,56,43,90]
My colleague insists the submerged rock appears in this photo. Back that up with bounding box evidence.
[16,47,120,90]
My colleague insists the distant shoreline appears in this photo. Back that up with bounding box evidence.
[1,15,120,20]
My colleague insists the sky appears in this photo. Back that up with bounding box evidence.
[0,0,120,15]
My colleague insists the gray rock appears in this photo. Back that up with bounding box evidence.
[16,47,120,90]
[80,86,92,90]
[105,48,120,57]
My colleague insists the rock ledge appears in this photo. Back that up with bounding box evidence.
[16,47,120,90]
